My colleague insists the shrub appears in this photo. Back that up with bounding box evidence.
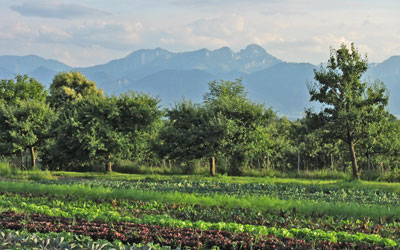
[0,161,18,178]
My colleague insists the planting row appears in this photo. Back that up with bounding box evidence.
[0,194,397,246]
[0,211,393,250]
[0,229,175,250]
[36,178,400,207]
[2,181,400,220]
[2,191,400,239]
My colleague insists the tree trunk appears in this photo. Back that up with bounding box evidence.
[348,139,359,179]
[30,146,36,169]
[106,153,112,172]
[209,156,215,176]
[297,151,300,173]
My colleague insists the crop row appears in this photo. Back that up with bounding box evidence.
[0,229,176,250]
[0,194,397,247]
[36,179,400,207]
[2,181,400,220]
[2,191,400,239]
[0,211,392,250]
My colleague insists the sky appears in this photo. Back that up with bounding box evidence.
[0,0,399,67]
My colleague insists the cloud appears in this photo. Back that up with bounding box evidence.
[189,15,245,38]
[253,33,285,45]
[0,22,37,40]
[34,21,145,51]
[2,0,399,66]
[69,21,144,50]
[171,0,279,7]
[11,1,110,19]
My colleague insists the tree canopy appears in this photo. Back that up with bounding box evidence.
[0,99,54,169]
[49,93,161,172]
[0,74,47,105]
[308,43,389,179]
[48,71,103,108]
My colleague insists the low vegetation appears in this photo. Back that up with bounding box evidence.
[0,175,399,248]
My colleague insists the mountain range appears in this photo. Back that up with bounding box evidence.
[0,44,399,119]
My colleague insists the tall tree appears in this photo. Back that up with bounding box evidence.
[48,71,103,108]
[156,79,274,175]
[156,100,222,163]
[50,93,161,172]
[0,100,54,168]
[308,43,389,179]
[206,79,274,175]
[0,75,51,168]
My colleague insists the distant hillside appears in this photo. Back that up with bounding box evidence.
[0,55,71,86]
[124,69,216,105]
[0,66,13,79]
[79,44,282,93]
[366,56,400,114]
[0,47,398,118]
[244,62,317,118]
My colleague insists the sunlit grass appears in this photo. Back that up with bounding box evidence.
[1,180,400,219]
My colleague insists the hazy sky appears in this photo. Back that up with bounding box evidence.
[1,0,399,67]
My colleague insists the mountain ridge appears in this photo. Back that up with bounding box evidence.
[0,45,399,118]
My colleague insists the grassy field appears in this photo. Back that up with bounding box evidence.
[1,167,400,249]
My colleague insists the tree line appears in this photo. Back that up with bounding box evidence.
[1,44,399,179]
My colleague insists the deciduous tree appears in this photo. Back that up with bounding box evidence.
[48,71,103,108]
[308,43,389,179]
[0,100,54,168]
[50,93,161,172]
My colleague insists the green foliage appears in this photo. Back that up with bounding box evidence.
[0,75,52,169]
[35,178,400,207]
[0,100,54,167]
[0,74,47,105]
[25,170,56,181]
[156,100,221,162]
[48,93,161,171]
[3,180,400,219]
[308,43,389,179]
[3,173,400,247]
[0,230,175,250]
[204,79,278,175]
[0,162,18,178]
[158,79,278,175]
[48,71,103,108]
[1,192,397,246]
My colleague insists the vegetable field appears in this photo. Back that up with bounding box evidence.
[1,175,400,249]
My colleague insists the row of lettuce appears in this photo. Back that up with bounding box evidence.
[1,178,400,249]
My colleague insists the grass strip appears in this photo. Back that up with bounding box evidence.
[33,178,400,207]
[5,168,400,194]
[1,181,400,219]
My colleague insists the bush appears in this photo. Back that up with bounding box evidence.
[241,167,285,178]
[25,170,56,181]
[0,162,18,178]
[112,159,209,176]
